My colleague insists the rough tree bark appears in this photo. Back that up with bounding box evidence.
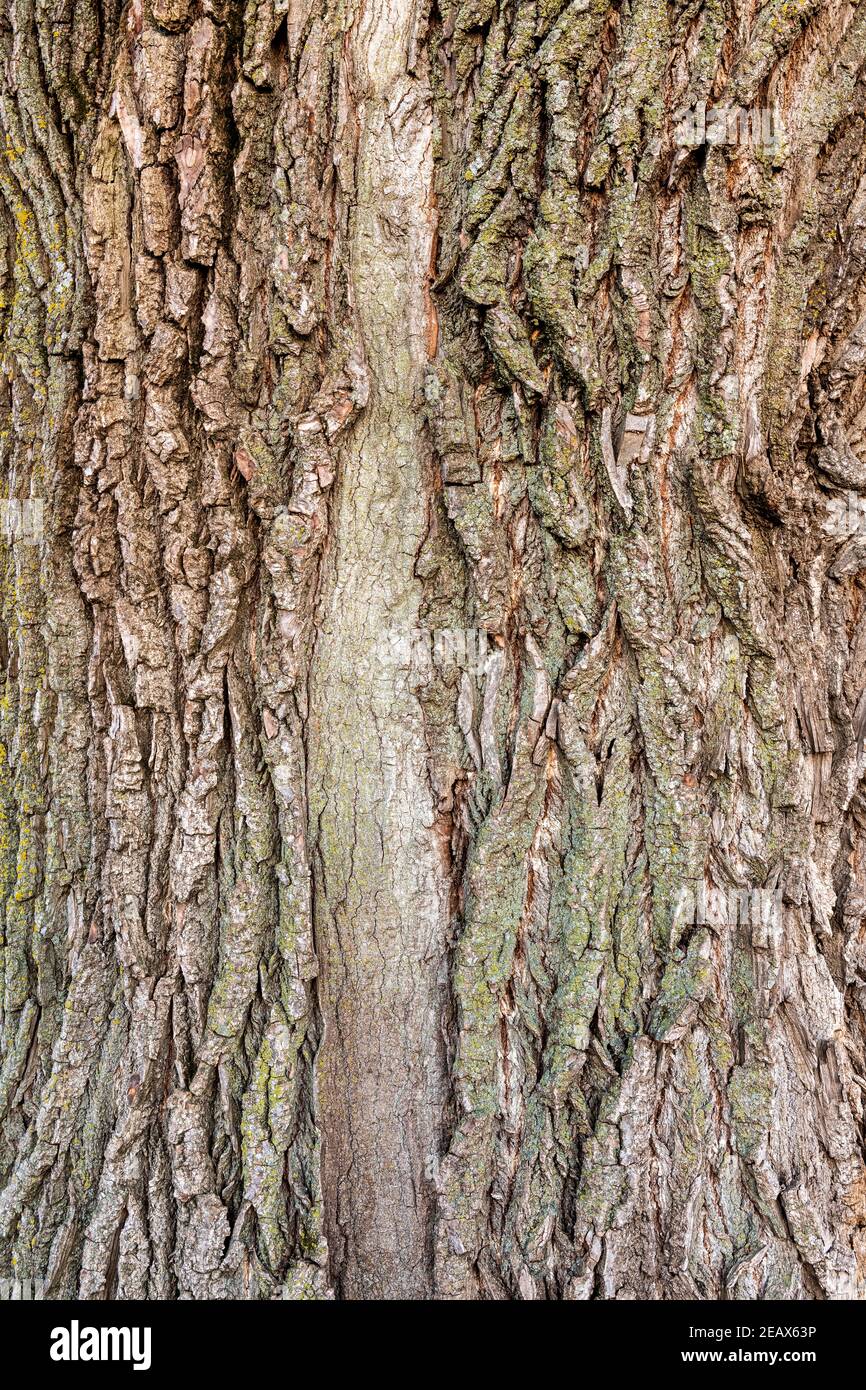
[0,0,865,1302]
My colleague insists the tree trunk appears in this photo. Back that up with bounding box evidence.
[1,0,865,1302]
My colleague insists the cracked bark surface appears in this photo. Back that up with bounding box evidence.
[1,0,866,1301]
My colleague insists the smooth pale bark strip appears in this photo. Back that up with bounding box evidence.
[306,0,448,1299]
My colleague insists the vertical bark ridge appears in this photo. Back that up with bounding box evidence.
[425,0,866,1299]
[0,0,344,1299]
